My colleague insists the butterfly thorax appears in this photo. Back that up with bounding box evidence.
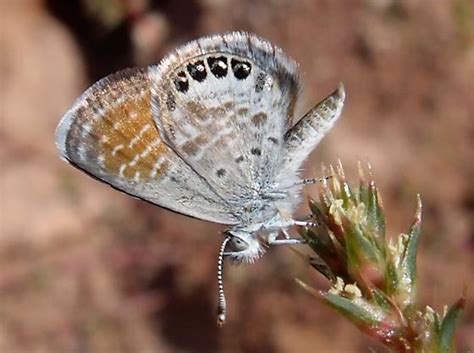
[223,181,303,263]
[229,178,301,223]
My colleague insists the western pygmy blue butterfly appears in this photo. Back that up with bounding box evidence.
[56,32,345,325]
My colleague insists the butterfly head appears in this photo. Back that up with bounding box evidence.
[225,230,265,264]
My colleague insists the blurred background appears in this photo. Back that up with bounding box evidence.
[2,0,473,352]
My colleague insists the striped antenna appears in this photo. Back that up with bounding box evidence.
[217,236,230,327]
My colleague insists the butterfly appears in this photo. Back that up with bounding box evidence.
[56,31,345,325]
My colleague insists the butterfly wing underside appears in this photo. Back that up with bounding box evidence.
[56,68,239,225]
[149,32,300,202]
[276,84,346,186]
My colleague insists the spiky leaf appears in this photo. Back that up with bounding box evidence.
[438,297,465,353]
[397,195,422,309]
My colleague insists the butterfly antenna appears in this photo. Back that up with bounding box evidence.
[217,236,230,327]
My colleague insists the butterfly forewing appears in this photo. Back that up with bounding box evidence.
[276,84,346,187]
[149,32,300,202]
[56,68,239,225]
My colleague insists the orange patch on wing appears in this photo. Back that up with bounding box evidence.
[91,92,169,181]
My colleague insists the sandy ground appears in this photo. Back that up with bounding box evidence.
[2,0,473,352]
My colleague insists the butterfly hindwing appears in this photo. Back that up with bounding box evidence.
[149,32,300,202]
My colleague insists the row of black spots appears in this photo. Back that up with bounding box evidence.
[186,56,252,82]
[206,56,251,80]
[173,57,253,94]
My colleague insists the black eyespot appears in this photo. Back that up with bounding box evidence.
[216,168,226,177]
[231,59,251,80]
[207,56,228,78]
[235,155,244,163]
[255,72,266,92]
[187,60,207,82]
[232,237,247,250]
[174,71,189,93]
[250,147,261,156]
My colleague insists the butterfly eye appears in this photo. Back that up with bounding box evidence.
[231,236,248,251]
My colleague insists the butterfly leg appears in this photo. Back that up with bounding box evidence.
[292,220,318,227]
[297,176,332,186]
[266,229,306,246]
[282,227,292,239]
[269,238,305,245]
[277,176,331,191]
